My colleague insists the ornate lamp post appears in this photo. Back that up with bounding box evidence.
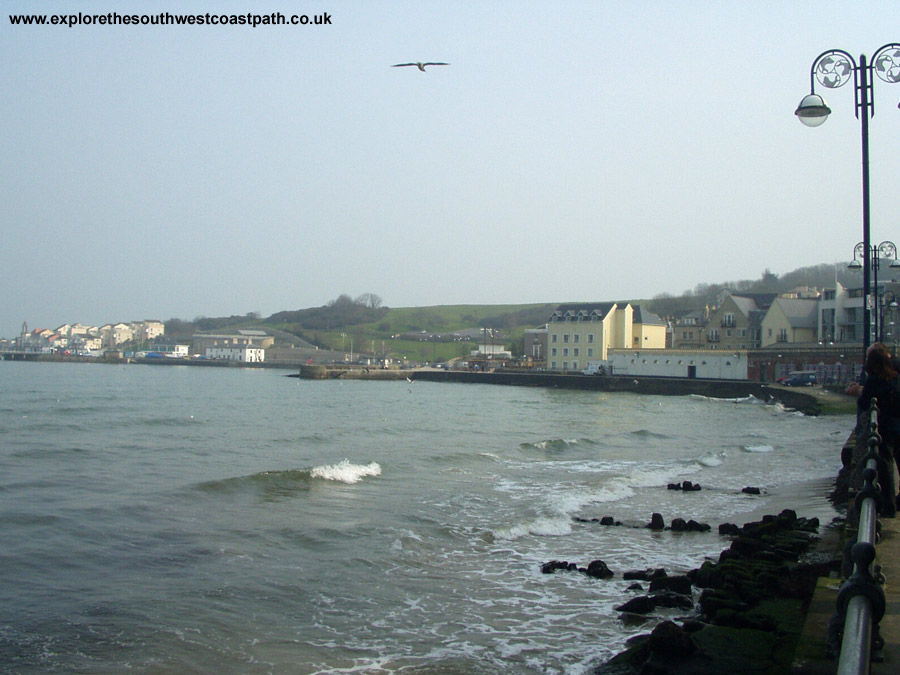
[795,44,900,359]
[848,241,900,344]
[880,290,899,350]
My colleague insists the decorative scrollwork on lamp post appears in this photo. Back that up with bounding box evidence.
[796,44,900,361]
[849,241,900,344]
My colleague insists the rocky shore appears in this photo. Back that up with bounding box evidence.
[537,475,850,675]
[585,506,840,674]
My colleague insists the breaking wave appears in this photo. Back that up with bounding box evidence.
[519,438,596,451]
[195,460,381,496]
[742,444,776,453]
[310,459,381,483]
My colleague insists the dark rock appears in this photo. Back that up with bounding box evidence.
[670,517,687,531]
[600,516,616,526]
[541,560,576,574]
[667,483,681,490]
[627,582,644,591]
[624,568,667,581]
[742,486,761,495]
[718,522,741,536]
[651,591,694,610]
[647,620,696,657]
[650,574,693,596]
[648,513,665,530]
[687,519,711,532]
[682,480,701,491]
[714,609,777,632]
[586,559,614,579]
[615,595,657,614]
[729,536,767,558]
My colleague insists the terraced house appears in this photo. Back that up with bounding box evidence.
[546,302,666,371]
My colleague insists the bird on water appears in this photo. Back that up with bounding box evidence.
[391,62,450,72]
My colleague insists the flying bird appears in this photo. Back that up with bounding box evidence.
[391,62,450,72]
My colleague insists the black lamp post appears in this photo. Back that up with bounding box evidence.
[880,290,899,350]
[848,241,900,344]
[795,44,900,360]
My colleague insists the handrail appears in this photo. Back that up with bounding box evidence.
[829,398,888,672]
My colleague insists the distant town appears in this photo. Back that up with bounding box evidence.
[4,273,898,386]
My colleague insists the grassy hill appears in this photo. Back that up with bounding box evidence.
[164,261,870,361]
[264,302,557,362]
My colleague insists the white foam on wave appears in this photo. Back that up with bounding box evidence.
[310,459,381,483]
[698,450,726,467]
[690,393,763,405]
[743,444,776,453]
[492,516,573,541]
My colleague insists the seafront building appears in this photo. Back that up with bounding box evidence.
[545,302,666,372]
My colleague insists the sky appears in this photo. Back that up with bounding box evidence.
[2,1,900,338]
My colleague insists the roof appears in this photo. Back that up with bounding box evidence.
[725,293,778,314]
[553,302,618,317]
[774,297,818,328]
[632,305,665,326]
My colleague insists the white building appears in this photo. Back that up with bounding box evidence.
[206,345,265,363]
[605,349,748,380]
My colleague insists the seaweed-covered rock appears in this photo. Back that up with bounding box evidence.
[649,574,692,596]
[586,559,614,579]
[648,513,666,530]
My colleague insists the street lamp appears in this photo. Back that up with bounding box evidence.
[795,44,900,359]
[848,241,900,343]
[881,290,899,350]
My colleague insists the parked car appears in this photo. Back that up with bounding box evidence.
[782,371,817,387]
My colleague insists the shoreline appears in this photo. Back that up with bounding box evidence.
[590,472,849,674]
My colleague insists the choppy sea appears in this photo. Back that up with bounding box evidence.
[0,362,853,673]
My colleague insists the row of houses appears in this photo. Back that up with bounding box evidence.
[13,320,166,353]
[518,282,900,381]
[671,282,899,352]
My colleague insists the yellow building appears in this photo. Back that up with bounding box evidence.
[546,303,666,371]
[759,297,819,347]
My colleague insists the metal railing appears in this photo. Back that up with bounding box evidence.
[828,398,889,672]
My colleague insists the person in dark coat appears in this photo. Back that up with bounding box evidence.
[856,342,900,511]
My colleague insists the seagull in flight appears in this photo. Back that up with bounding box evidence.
[391,62,450,72]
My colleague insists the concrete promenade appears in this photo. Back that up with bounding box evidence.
[796,514,900,674]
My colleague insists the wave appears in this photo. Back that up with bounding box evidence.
[697,450,727,467]
[492,516,573,540]
[630,429,670,440]
[196,460,381,497]
[689,394,764,405]
[310,459,381,483]
[519,438,596,451]
[742,444,776,453]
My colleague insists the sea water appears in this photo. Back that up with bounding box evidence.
[0,362,853,673]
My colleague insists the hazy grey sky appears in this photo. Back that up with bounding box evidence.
[3,1,899,337]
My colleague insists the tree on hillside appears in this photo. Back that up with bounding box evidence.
[356,293,383,309]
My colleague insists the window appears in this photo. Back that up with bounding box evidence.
[563,348,569,356]
[587,334,595,343]
[551,334,558,343]
[779,328,788,342]
[574,348,579,356]
[574,334,580,343]
[551,347,557,356]
[563,334,570,343]
[723,313,735,327]
[587,348,594,357]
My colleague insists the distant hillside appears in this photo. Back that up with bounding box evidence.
[645,263,861,318]
[163,262,876,357]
